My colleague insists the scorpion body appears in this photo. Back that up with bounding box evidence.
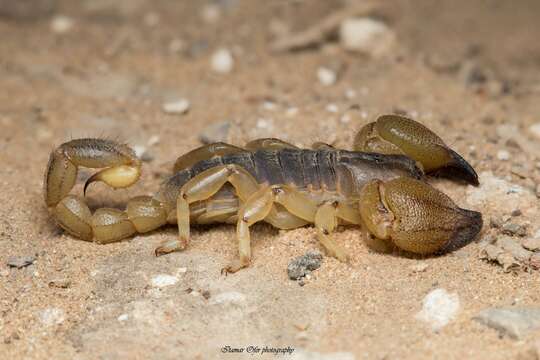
[44,115,483,273]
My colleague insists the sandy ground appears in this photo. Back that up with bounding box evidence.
[1,1,540,359]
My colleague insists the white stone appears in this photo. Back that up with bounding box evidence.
[147,135,160,146]
[416,289,459,331]
[325,104,339,113]
[317,67,337,86]
[340,114,351,124]
[151,274,178,288]
[497,150,510,161]
[262,101,277,111]
[162,99,190,115]
[132,145,147,158]
[339,18,395,57]
[529,123,540,139]
[50,15,74,34]
[117,313,129,321]
[201,4,221,23]
[286,107,299,117]
[38,307,65,326]
[210,291,246,306]
[211,48,234,74]
[345,89,356,99]
[256,118,273,129]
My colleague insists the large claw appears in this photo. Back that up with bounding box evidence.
[359,177,482,255]
[354,115,479,186]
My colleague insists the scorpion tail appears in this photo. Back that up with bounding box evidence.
[44,139,167,243]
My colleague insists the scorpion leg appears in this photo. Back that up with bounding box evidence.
[265,204,309,229]
[359,177,482,255]
[225,186,275,273]
[272,186,356,261]
[155,164,259,256]
[173,142,245,173]
[314,202,350,262]
[245,138,298,151]
[354,115,479,185]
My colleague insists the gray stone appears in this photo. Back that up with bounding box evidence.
[7,255,35,268]
[287,250,323,280]
[199,121,230,144]
[522,238,540,251]
[501,222,528,237]
[496,236,532,263]
[474,307,540,339]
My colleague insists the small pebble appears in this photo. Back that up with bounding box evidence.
[496,236,532,263]
[38,307,65,326]
[325,104,339,113]
[511,209,522,217]
[285,107,299,117]
[117,314,129,322]
[162,99,190,115]
[132,145,153,162]
[501,223,528,237]
[345,89,357,99]
[530,253,540,270]
[199,121,230,144]
[522,238,540,252]
[490,217,503,228]
[147,135,160,146]
[339,17,395,57]
[210,48,234,74]
[529,123,540,140]
[410,262,429,273]
[168,38,186,53]
[210,291,246,306]
[287,250,323,280]
[151,274,178,288]
[317,67,337,86]
[497,150,510,161]
[474,307,540,339]
[50,15,73,34]
[415,288,460,331]
[7,255,36,269]
[201,4,220,23]
[262,101,277,111]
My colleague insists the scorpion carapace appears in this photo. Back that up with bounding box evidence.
[44,115,482,273]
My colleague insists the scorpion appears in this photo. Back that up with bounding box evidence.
[44,115,482,273]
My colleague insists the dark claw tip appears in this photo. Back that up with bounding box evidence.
[433,149,479,186]
[438,208,483,253]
